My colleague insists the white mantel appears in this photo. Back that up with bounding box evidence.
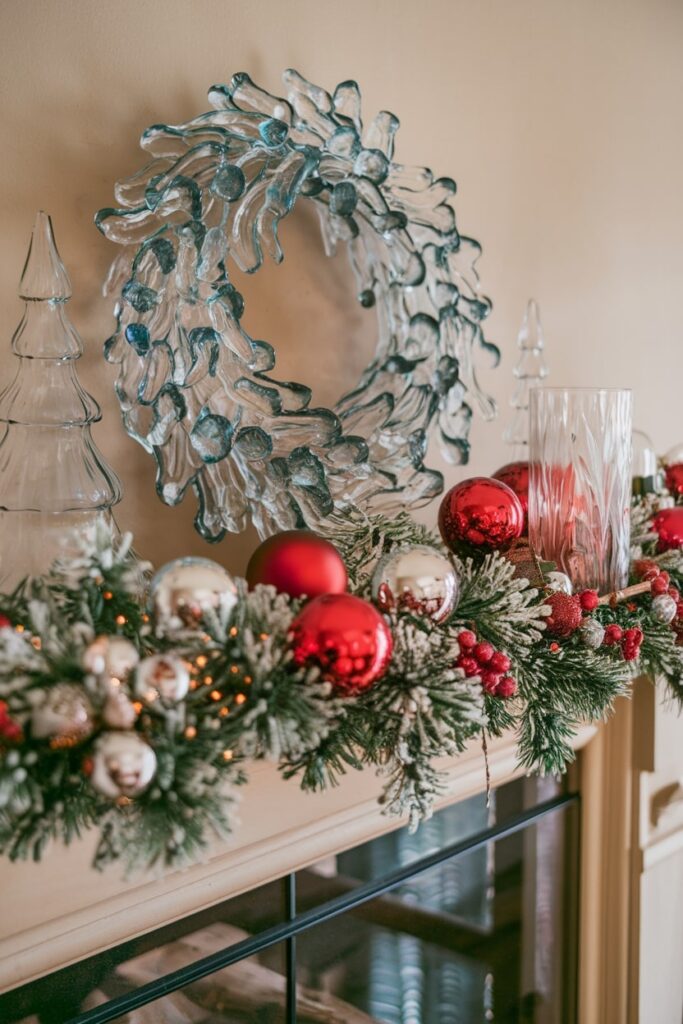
[0,725,596,995]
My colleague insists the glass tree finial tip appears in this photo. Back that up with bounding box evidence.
[518,297,543,351]
[19,211,72,301]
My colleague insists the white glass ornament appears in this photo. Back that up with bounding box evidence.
[371,545,459,623]
[579,617,605,649]
[102,689,138,730]
[135,654,191,703]
[652,593,678,625]
[90,731,157,799]
[31,684,94,744]
[83,635,140,684]
[150,557,237,631]
[545,571,573,595]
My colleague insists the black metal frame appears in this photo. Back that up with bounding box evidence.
[33,791,579,1024]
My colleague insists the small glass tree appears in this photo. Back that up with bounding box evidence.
[503,298,549,459]
[0,212,121,587]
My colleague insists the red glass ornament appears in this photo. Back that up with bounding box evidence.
[653,507,683,552]
[246,530,347,599]
[290,593,392,695]
[492,461,529,533]
[438,477,524,554]
[665,463,683,498]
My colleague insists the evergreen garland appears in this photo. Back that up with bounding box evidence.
[0,491,681,873]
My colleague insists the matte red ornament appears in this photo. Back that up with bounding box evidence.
[246,530,347,599]
[438,477,524,554]
[492,461,529,533]
[544,592,583,637]
[665,463,683,498]
[290,593,392,695]
[653,507,683,552]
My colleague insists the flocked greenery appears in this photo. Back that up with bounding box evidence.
[0,490,682,872]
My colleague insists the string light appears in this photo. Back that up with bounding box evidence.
[210,690,222,701]
[229,626,239,637]
[184,725,197,739]
[229,665,239,675]
[203,675,213,686]
[15,625,24,634]
[219,706,229,717]
[115,614,126,626]
[244,675,252,685]
[133,701,144,714]
[235,693,246,705]
[259,632,269,641]
[222,749,233,761]
[196,655,208,669]
[103,591,113,600]
[30,637,42,650]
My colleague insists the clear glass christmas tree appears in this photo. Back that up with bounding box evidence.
[0,212,121,587]
[502,298,549,459]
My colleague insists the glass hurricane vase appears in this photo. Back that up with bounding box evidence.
[528,388,632,594]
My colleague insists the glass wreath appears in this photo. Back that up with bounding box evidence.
[97,70,498,541]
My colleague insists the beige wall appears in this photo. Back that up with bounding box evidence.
[1,0,682,573]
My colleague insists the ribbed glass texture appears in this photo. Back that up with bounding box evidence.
[528,387,632,593]
[0,213,121,586]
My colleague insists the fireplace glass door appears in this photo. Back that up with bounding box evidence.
[1,775,579,1024]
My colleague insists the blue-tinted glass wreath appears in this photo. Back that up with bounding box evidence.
[97,70,498,541]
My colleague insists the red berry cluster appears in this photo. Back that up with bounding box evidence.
[634,559,683,626]
[0,700,22,744]
[456,630,517,699]
[603,623,643,661]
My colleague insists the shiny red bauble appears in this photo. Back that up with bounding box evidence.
[665,463,683,498]
[246,530,347,599]
[438,477,524,554]
[653,507,683,552]
[290,593,393,695]
[492,461,529,533]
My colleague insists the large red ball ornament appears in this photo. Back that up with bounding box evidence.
[246,530,348,599]
[653,507,683,552]
[438,477,524,554]
[291,593,393,695]
[664,463,683,498]
[493,461,529,533]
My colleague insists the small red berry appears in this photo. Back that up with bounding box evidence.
[622,643,639,662]
[624,627,643,644]
[473,641,495,665]
[0,614,10,629]
[489,651,511,674]
[495,676,518,699]
[549,642,560,653]
[579,589,600,612]
[481,670,502,693]
[457,630,477,651]
[603,624,623,645]
[651,576,669,596]
[457,656,480,677]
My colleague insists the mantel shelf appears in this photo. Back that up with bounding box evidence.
[0,723,597,994]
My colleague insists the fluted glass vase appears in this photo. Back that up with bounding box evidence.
[528,388,632,594]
